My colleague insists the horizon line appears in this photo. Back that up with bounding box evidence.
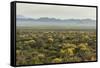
[17,15,96,20]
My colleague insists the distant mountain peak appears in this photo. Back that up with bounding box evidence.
[16,15,96,29]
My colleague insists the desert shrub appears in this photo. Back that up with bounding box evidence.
[16,30,96,65]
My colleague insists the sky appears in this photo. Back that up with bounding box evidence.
[16,3,96,20]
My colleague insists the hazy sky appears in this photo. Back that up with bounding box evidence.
[16,3,96,20]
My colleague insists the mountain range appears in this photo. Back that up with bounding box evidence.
[16,15,96,29]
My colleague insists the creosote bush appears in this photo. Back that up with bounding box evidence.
[16,29,96,65]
